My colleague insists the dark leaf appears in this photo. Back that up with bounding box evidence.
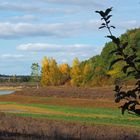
[101,17,105,20]
[115,97,120,103]
[110,25,115,29]
[125,54,137,62]
[107,20,110,24]
[116,52,122,55]
[136,80,140,85]
[95,10,100,13]
[126,90,137,99]
[109,58,123,69]
[134,59,140,63]
[120,103,129,115]
[106,15,112,21]
[109,49,117,55]
[99,26,106,29]
[135,73,140,79]
[114,85,122,92]
[105,7,113,16]
[122,65,130,73]
[120,101,136,115]
[101,23,106,26]
[95,10,105,17]
[121,42,128,49]
[127,70,135,76]
[132,47,137,52]
[117,91,126,99]
[107,35,120,45]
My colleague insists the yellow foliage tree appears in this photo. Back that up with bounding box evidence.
[41,57,63,86]
[49,58,62,86]
[59,63,70,84]
[83,63,93,84]
[41,57,50,86]
[70,58,82,86]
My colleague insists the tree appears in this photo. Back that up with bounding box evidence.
[41,57,50,86]
[49,58,62,86]
[41,57,62,86]
[59,63,70,84]
[70,58,82,86]
[82,63,93,85]
[31,63,40,88]
[96,7,140,115]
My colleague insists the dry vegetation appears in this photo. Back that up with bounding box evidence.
[0,86,139,140]
[14,86,115,99]
[0,112,140,140]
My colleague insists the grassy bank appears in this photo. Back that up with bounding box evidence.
[0,101,140,128]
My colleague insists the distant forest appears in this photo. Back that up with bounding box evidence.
[1,28,140,87]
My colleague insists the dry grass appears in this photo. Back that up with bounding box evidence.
[0,86,140,139]
[0,94,118,109]
[0,86,22,91]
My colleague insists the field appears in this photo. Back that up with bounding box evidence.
[0,86,140,140]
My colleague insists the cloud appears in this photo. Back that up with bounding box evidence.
[116,20,140,30]
[0,2,40,13]
[0,20,101,39]
[17,42,103,66]
[18,43,93,52]
[40,0,104,8]
[0,2,80,14]
[0,19,138,40]
[0,22,64,39]
[10,15,38,22]
[0,54,25,60]
[17,43,103,60]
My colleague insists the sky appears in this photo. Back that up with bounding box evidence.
[0,0,139,75]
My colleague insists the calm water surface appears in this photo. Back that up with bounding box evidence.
[0,90,14,95]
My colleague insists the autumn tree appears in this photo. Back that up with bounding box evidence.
[70,58,82,86]
[49,58,62,86]
[82,63,93,85]
[41,57,63,86]
[41,57,50,86]
[59,63,70,84]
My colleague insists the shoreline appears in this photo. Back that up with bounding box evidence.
[0,86,22,91]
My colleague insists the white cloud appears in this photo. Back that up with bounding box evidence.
[17,43,93,52]
[0,54,25,60]
[0,2,80,14]
[2,17,130,42]
[10,15,38,22]
[40,0,104,8]
[17,43,103,60]
[0,20,101,39]
[0,22,63,38]
[0,2,40,13]
[116,20,140,30]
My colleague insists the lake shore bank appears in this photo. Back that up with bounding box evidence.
[0,86,22,91]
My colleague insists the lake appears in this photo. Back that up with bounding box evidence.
[0,90,15,95]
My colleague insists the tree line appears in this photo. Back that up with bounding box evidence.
[39,28,140,87]
[40,57,93,86]
[1,27,139,87]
